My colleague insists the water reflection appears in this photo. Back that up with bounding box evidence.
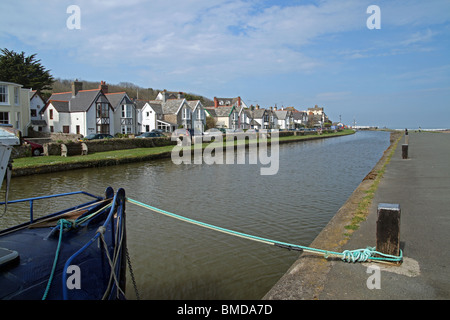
[1,131,390,299]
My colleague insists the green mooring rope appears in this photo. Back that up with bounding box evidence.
[42,203,113,299]
[42,219,72,300]
[126,198,403,264]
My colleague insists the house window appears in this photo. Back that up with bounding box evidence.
[197,110,204,120]
[97,103,109,118]
[14,87,20,105]
[63,126,70,133]
[0,85,8,104]
[50,126,54,132]
[16,112,20,129]
[0,112,9,124]
[31,109,37,117]
[96,124,110,134]
[121,104,132,118]
[49,109,53,120]
[182,108,190,120]
[121,125,132,134]
[76,125,80,134]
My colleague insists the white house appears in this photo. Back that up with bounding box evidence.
[0,81,30,134]
[41,81,115,136]
[251,106,270,129]
[29,90,47,131]
[136,93,204,133]
[135,100,168,133]
[274,109,294,130]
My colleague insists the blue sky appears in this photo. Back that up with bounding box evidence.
[1,0,449,128]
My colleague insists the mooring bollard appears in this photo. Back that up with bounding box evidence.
[376,203,401,260]
[402,144,408,159]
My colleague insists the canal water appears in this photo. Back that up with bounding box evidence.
[1,130,390,299]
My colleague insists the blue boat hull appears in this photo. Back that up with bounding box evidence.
[0,187,127,300]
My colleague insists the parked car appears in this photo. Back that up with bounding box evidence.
[83,133,114,140]
[24,140,43,156]
[136,132,164,138]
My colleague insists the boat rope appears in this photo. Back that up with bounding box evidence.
[98,226,126,299]
[42,219,72,300]
[41,202,113,300]
[126,198,403,264]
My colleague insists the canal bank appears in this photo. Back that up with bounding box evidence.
[263,131,450,299]
[11,130,354,177]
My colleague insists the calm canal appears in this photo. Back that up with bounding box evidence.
[1,130,391,299]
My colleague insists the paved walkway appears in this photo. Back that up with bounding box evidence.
[265,131,450,300]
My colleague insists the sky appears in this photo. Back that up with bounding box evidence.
[1,0,449,129]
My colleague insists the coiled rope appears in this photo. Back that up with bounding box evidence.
[127,198,402,264]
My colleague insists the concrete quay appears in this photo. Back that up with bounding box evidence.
[264,131,450,300]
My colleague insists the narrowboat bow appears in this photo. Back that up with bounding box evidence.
[0,125,127,300]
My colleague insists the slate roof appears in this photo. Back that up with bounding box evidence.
[251,108,267,119]
[48,100,70,113]
[105,92,132,110]
[45,89,103,113]
[187,100,202,111]
[274,110,288,119]
[149,98,188,115]
[205,106,234,117]
[292,111,307,120]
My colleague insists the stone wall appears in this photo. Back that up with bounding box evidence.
[44,137,177,156]
[11,144,32,159]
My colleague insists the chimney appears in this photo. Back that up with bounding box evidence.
[274,106,277,111]
[214,97,218,108]
[178,92,184,99]
[237,96,241,107]
[72,80,83,97]
[99,81,108,94]
[256,104,260,110]
[162,89,168,102]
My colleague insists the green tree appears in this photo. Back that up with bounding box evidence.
[0,48,54,91]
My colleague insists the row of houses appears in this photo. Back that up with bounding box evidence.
[1,80,329,137]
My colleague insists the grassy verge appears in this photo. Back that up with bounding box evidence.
[12,129,355,175]
[342,132,402,238]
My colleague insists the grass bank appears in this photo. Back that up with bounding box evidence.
[12,129,355,177]
[342,131,402,237]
